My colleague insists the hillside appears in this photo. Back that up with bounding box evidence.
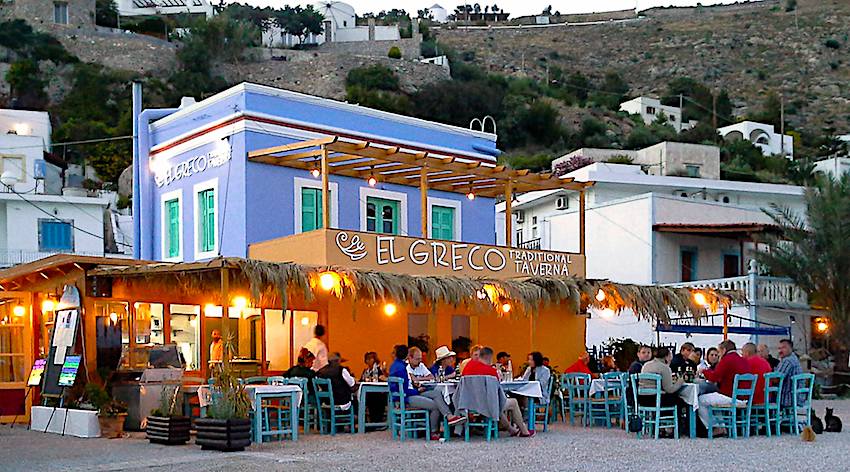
[436,0,850,135]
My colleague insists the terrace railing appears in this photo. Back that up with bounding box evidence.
[0,250,105,268]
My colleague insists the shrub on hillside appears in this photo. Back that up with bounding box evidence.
[388,46,402,59]
[553,156,594,176]
[824,39,841,50]
[346,65,400,91]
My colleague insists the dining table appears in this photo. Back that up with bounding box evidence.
[196,384,303,442]
[356,381,390,433]
[421,379,544,431]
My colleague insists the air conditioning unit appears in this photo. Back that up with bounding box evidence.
[515,210,525,223]
[555,195,568,210]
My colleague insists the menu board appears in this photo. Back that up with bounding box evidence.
[27,359,47,387]
[58,356,81,387]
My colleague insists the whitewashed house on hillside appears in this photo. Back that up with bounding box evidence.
[426,4,448,23]
[263,1,401,48]
[554,142,721,180]
[620,96,696,132]
[496,160,816,356]
[115,0,214,18]
[0,109,117,266]
[719,121,794,159]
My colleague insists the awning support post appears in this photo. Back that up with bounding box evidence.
[505,180,513,247]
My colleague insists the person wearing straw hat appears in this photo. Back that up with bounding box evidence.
[430,346,458,380]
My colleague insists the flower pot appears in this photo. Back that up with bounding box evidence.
[98,413,128,439]
[195,418,252,452]
[146,415,191,445]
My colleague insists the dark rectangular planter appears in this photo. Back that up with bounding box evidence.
[195,418,252,452]
[146,416,191,445]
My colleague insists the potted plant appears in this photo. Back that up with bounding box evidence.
[146,384,191,445]
[84,383,128,438]
[195,344,252,452]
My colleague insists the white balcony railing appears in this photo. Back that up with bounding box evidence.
[0,250,105,268]
[667,272,809,309]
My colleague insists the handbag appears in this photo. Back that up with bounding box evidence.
[628,413,643,433]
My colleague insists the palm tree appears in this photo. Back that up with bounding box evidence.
[757,175,850,371]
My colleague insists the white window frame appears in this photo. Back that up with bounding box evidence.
[359,187,408,235]
[293,176,339,233]
[426,196,462,241]
[0,155,26,182]
[160,188,183,262]
[193,178,219,260]
[53,2,69,24]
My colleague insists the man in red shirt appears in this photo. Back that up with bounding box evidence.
[563,351,597,378]
[462,347,534,437]
[698,339,751,431]
[741,342,772,405]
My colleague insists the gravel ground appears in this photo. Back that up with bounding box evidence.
[2,400,848,472]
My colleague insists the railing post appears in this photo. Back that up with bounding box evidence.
[748,259,759,343]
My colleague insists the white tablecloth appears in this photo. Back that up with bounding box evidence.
[197,384,303,409]
[423,379,543,404]
[589,379,700,411]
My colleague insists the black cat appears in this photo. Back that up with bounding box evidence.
[825,408,843,433]
[811,410,824,434]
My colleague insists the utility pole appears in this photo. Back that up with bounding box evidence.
[679,93,684,131]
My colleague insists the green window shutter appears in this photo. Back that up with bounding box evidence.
[431,205,455,240]
[366,197,400,235]
[166,199,180,258]
[198,189,215,253]
[301,188,327,232]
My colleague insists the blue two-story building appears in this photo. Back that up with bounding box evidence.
[134,83,512,262]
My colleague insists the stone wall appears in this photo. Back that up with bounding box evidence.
[52,28,177,74]
[318,37,422,60]
[1,0,95,30]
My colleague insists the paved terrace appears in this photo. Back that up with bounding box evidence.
[2,400,848,472]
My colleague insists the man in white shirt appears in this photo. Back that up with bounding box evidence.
[406,347,434,382]
[302,325,328,371]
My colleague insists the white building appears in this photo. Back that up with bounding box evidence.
[497,162,816,354]
[814,157,850,180]
[719,121,794,159]
[263,1,400,48]
[115,0,214,18]
[619,96,695,132]
[0,109,112,267]
[554,142,721,180]
[426,3,448,23]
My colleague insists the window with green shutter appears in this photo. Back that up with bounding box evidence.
[431,205,455,240]
[366,197,400,235]
[165,198,180,258]
[301,187,325,232]
[198,189,215,253]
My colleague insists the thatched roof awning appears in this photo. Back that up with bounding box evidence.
[89,257,744,324]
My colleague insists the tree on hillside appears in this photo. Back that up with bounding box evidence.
[95,0,119,28]
[663,77,732,125]
[588,71,629,111]
[275,6,324,46]
[758,175,850,371]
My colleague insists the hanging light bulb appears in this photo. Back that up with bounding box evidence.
[41,299,56,313]
[367,175,377,187]
[466,191,475,200]
[13,305,26,317]
[383,303,398,316]
[595,289,607,302]
[501,302,512,314]
[693,292,708,306]
[319,271,340,291]
[311,168,321,178]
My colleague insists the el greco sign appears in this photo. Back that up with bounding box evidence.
[249,229,585,279]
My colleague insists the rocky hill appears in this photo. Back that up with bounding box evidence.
[436,0,850,135]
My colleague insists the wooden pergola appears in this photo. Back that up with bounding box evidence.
[248,136,593,248]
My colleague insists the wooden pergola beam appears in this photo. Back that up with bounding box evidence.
[248,136,337,159]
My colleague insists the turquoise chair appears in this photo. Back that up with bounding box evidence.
[630,373,678,439]
[619,372,631,429]
[780,373,814,435]
[463,410,499,442]
[287,376,318,434]
[562,373,591,426]
[707,373,757,439]
[590,372,624,428]
[387,377,431,441]
[244,376,269,385]
[312,377,355,435]
[533,376,554,432]
[750,372,784,437]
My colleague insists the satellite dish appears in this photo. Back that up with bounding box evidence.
[0,170,19,189]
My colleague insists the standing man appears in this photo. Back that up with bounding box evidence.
[775,339,803,408]
[303,325,328,371]
[209,329,223,363]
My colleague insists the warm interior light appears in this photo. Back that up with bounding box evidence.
[595,289,607,302]
[501,302,512,314]
[319,272,340,291]
[600,308,616,318]
[311,168,321,178]
[693,292,708,306]
[204,304,217,317]
[383,303,397,316]
[367,176,377,187]
[816,319,829,333]
[232,296,248,310]
[41,299,56,313]
[12,305,25,317]
[466,191,475,200]
[301,316,310,326]
[109,312,118,324]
